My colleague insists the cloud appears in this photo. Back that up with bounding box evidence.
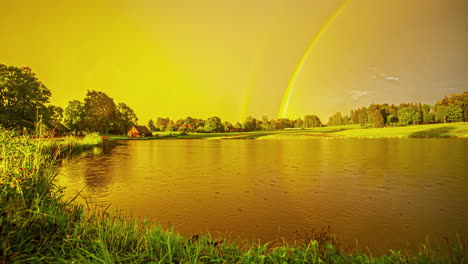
[350,90,368,100]
[384,76,399,81]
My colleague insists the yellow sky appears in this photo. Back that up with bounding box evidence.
[1,0,467,124]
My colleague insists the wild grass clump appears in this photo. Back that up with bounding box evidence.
[0,129,84,262]
[62,132,103,149]
[1,128,466,263]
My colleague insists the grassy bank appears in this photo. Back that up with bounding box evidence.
[107,122,468,140]
[44,133,103,155]
[1,129,467,263]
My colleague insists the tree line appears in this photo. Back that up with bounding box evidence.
[149,93,467,133]
[1,64,467,135]
[146,114,323,133]
[327,92,468,128]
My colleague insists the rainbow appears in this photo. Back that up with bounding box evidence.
[278,0,350,118]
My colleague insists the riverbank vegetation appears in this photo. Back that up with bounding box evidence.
[1,64,467,138]
[1,129,467,262]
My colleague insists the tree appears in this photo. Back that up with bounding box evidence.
[447,105,463,122]
[350,110,358,125]
[433,105,449,123]
[243,116,257,131]
[303,115,322,128]
[276,118,292,129]
[397,103,421,126]
[156,117,169,131]
[342,115,350,125]
[204,116,223,132]
[183,116,195,132]
[64,100,85,136]
[369,104,384,128]
[166,120,176,132]
[0,64,51,129]
[328,112,343,126]
[196,126,205,133]
[421,104,433,124]
[398,105,413,126]
[355,107,368,127]
[223,121,232,132]
[436,92,468,122]
[115,102,138,134]
[294,118,303,128]
[234,122,243,131]
[83,90,118,134]
[194,118,205,129]
[148,119,157,132]
[45,105,64,123]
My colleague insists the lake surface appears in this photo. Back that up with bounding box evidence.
[58,139,467,253]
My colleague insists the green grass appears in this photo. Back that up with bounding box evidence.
[106,122,468,141]
[43,133,104,155]
[1,128,467,263]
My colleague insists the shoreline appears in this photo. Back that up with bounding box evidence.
[104,122,468,140]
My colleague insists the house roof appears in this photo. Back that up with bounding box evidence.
[131,125,151,135]
[47,121,70,132]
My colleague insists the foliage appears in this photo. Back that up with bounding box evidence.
[303,115,322,128]
[64,100,86,136]
[223,121,232,132]
[147,119,157,132]
[182,116,195,132]
[115,102,138,134]
[156,117,169,131]
[204,116,223,132]
[83,90,118,134]
[243,116,258,131]
[398,103,421,126]
[328,112,344,126]
[44,105,64,123]
[369,104,385,128]
[0,64,51,129]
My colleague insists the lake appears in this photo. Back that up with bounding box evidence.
[58,138,467,253]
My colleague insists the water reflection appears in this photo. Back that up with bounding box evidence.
[58,138,468,253]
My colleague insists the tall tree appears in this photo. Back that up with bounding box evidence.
[64,100,85,136]
[303,115,322,128]
[83,90,118,134]
[156,117,169,131]
[421,104,433,124]
[223,121,232,132]
[447,105,463,122]
[204,116,223,132]
[356,107,368,127]
[369,104,384,128]
[276,118,292,129]
[147,119,157,132]
[116,102,138,134]
[45,105,64,123]
[166,120,176,132]
[0,64,51,129]
[183,116,195,132]
[243,116,257,131]
[328,112,343,126]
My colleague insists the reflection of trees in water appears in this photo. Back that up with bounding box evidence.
[81,141,126,190]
